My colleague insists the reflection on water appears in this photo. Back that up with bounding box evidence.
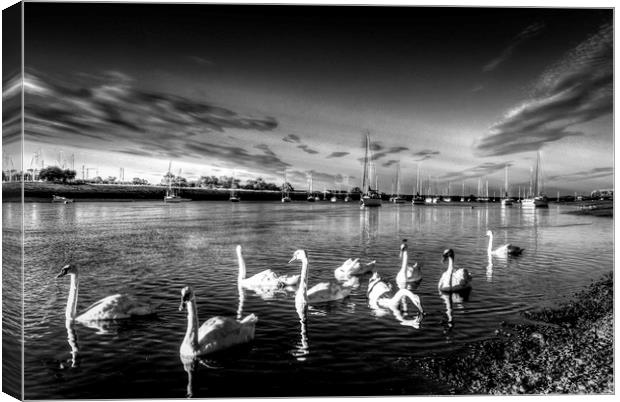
[8,201,612,399]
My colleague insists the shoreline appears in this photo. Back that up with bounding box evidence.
[398,272,613,394]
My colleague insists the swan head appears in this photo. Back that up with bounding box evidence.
[399,239,408,257]
[442,249,455,263]
[486,230,492,237]
[369,271,382,285]
[179,286,195,311]
[288,249,308,263]
[236,245,243,254]
[56,264,77,278]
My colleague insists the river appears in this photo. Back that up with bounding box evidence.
[1,200,612,398]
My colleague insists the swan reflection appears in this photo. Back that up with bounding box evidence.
[439,287,471,330]
[486,254,493,282]
[292,305,309,361]
[61,319,80,369]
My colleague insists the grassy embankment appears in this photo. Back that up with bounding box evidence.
[1,182,321,202]
[398,273,614,394]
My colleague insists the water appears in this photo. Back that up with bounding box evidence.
[2,201,613,398]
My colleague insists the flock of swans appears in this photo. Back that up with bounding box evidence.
[56,230,523,362]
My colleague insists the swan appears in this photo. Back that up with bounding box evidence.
[395,239,422,285]
[237,245,300,289]
[334,258,376,279]
[367,272,423,328]
[179,286,257,357]
[56,264,157,322]
[288,249,352,310]
[437,249,472,293]
[486,230,524,256]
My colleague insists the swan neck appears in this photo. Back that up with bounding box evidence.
[237,249,246,281]
[66,273,79,320]
[296,257,309,304]
[399,249,408,275]
[183,298,200,352]
[487,233,493,254]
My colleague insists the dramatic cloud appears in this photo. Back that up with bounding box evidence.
[483,21,545,72]
[297,144,319,154]
[18,69,280,170]
[282,134,301,143]
[286,169,347,188]
[382,159,398,168]
[412,149,440,161]
[440,162,512,181]
[475,23,612,157]
[547,167,612,182]
[326,151,350,158]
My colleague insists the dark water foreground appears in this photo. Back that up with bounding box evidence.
[404,272,614,394]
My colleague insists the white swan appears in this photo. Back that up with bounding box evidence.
[237,245,300,289]
[289,249,352,310]
[334,258,376,280]
[56,264,157,322]
[437,249,472,293]
[395,239,422,285]
[486,230,524,256]
[179,286,257,357]
[367,272,423,328]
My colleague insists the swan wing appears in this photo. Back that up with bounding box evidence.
[307,282,350,303]
[197,315,257,353]
[278,274,301,286]
[242,270,280,288]
[77,294,156,321]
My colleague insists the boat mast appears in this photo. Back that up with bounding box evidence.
[534,152,540,196]
[362,132,370,193]
[504,164,509,197]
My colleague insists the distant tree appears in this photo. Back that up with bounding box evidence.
[351,186,362,194]
[39,166,65,182]
[282,182,294,192]
[63,169,76,182]
[162,172,174,186]
[106,176,116,184]
[174,176,188,187]
[91,176,103,184]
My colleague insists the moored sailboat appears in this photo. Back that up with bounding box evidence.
[360,132,381,207]
[500,165,513,207]
[522,151,548,208]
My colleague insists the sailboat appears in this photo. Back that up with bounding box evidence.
[500,165,513,207]
[390,163,406,203]
[307,173,315,202]
[281,171,292,203]
[229,170,241,202]
[522,151,549,208]
[360,132,381,207]
[460,181,465,202]
[164,162,183,203]
[343,175,352,202]
[442,182,452,202]
[412,164,425,205]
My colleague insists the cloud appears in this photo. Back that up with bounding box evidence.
[282,134,301,143]
[440,162,512,181]
[483,21,545,72]
[412,149,440,161]
[189,56,214,66]
[16,69,281,171]
[326,151,350,158]
[547,166,612,182]
[475,23,612,157]
[382,159,399,168]
[297,144,319,154]
[286,169,348,188]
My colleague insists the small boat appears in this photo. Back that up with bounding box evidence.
[522,151,549,208]
[500,165,513,207]
[344,195,352,202]
[52,195,73,204]
[307,173,316,202]
[412,166,425,205]
[229,171,241,202]
[330,196,338,203]
[281,171,292,202]
[164,162,191,203]
[360,132,382,207]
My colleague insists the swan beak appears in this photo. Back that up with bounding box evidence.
[178,301,185,312]
[288,257,296,264]
[56,270,68,278]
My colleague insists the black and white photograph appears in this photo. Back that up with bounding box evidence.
[1,0,614,399]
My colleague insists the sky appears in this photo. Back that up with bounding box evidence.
[2,2,614,195]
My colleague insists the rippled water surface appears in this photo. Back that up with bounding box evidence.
[4,201,613,398]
